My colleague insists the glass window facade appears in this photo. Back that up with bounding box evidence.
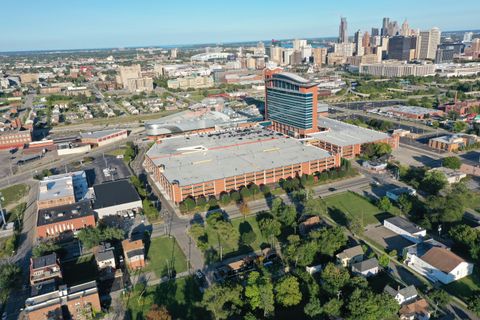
[266,86,313,130]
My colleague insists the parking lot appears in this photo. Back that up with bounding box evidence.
[60,154,132,186]
[364,225,414,253]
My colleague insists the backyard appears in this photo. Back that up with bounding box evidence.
[125,276,209,320]
[62,254,98,286]
[145,236,188,278]
[324,191,400,226]
[444,267,480,302]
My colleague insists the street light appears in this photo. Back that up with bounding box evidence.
[0,192,5,226]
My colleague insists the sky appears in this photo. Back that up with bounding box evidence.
[1,0,479,52]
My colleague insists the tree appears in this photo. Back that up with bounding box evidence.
[304,297,322,318]
[239,201,250,220]
[467,291,480,316]
[322,298,343,318]
[279,205,297,228]
[275,276,302,307]
[182,197,196,212]
[245,271,275,317]
[32,241,61,257]
[219,193,230,206]
[421,170,447,195]
[321,262,350,295]
[240,187,252,199]
[346,289,399,320]
[363,142,392,159]
[230,191,241,203]
[398,194,413,214]
[271,197,284,217]
[258,218,281,240]
[430,289,450,316]
[378,254,390,268]
[102,227,125,241]
[449,224,480,259]
[202,284,244,320]
[303,195,327,217]
[146,305,172,320]
[312,226,347,256]
[453,121,467,133]
[377,196,392,212]
[0,263,21,300]
[442,156,462,170]
[248,184,261,200]
[77,227,103,249]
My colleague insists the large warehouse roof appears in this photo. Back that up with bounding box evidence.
[146,128,333,186]
[310,117,390,147]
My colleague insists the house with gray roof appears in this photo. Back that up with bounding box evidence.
[384,285,418,305]
[351,257,379,277]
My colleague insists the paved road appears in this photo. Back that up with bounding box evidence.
[3,182,38,320]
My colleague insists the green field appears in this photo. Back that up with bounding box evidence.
[203,215,269,260]
[146,237,188,278]
[324,191,399,226]
[126,276,209,320]
[444,267,480,301]
[0,184,30,207]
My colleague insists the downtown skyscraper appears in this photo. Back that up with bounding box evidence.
[339,17,348,43]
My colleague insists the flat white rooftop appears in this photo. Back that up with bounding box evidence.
[310,117,389,147]
[146,128,333,186]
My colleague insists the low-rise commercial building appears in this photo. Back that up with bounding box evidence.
[36,200,96,239]
[0,129,32,150]
[144,128,340,204]
[308,117,399,159]
[429,167,467,184]
[386,187,416,202]
[428,134,474,152]
[384,217,427,244]
[93,180,142,219]
[25,281,101,320]
[373,105,444,120]
[80,129,128,147]
[37,171,89,210]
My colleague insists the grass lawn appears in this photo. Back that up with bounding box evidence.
[62,254,98,286]
[324,191,397,226]
[107,148,126,157]
[146,237,188,278]
[0,184,30,207]
[203,215,269,260]
[126,276,209,320]
[444,267,480,301]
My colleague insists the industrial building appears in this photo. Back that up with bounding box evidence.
[79,129,128,147]
[37,171,89,210]
[93,180,143,219]
[144,128,340,204]
[307,117,399,159]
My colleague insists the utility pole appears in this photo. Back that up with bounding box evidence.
[0,193,6,226]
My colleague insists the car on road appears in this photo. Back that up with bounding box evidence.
[328,187,336,192]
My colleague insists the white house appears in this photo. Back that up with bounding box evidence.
[94,243,116,270]
[384,217,427,244]
[351,258,379,277]
[405,241,474,284]
[384,285,418,305]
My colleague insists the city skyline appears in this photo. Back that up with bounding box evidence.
[1,0,480,52]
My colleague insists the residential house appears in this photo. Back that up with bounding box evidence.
[336,245,364,267]
[351,257,380,277]
[429,167,466,184]
[122,239,145,270]
[399,298,431,320]
[386,187,416,202]
[384,285,418,305]
[384,216,427,244]
[94,243,116,271]
[299,216,323,236]
[30,253,62,285]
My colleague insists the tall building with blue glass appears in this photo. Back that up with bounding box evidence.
[264,68,319,137]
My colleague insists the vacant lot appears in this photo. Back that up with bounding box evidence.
[324,191,393,226]
[146,237,188,278]
[126,276,209,320]
[0,184,30,207]
[203,215,269,260]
